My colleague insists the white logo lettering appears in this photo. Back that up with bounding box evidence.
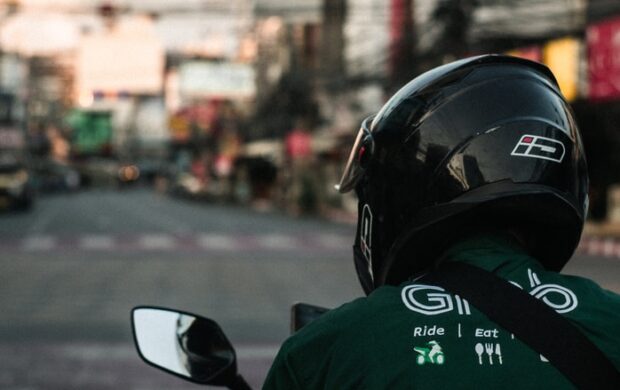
[511,134,565,163]
[402,268,578,315]
[530,284,578,313]
[401,284,471,316]
[527,268,578,313]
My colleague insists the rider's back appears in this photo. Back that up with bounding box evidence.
[263,235,620,389]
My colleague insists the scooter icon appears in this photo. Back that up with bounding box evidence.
[414,340,445,365]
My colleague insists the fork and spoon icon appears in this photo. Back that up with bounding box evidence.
[475,342,503,365]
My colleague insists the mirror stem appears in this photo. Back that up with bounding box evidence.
[228,374,252,390]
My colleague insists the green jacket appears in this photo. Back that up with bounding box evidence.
[264,235,620,389]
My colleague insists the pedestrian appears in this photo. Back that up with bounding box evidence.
[264,55,620,389]
[284,119,317,215]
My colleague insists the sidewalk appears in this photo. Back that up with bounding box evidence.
[583,221,620,238]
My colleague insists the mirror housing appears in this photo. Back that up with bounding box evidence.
[290,303,329,333]
[131,306,238,386]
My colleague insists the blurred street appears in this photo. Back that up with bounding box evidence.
[0,0,619,388]
[0,188,618,389]
[0,188,362,389]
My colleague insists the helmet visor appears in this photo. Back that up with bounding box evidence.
[335,116,374,193]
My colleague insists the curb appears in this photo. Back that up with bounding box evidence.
[577,236,620,259]
[583,222,620,238]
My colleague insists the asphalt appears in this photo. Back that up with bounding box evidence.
[0,189,618,389]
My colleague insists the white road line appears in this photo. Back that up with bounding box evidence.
[314,234,350,249]
[257,234,298,250]
[139,234,176,250]
[80,235,114,250]
[603,238,616,257]
[22,236,56,251]
[197,234,237,250]
[578,238,620,259]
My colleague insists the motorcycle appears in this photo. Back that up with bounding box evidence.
[130,303,329,389]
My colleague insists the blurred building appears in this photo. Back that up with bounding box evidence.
[0,0,620,218]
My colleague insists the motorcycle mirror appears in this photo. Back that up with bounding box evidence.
[290,303,329,333]
[131,306,249,388]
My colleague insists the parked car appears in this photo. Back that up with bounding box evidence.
[33,160,81,193]
[0,157,34,210]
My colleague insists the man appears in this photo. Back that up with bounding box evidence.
[263,55,620,389]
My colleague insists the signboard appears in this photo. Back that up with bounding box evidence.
[179,61,256,98]
[0,127,24,149]
[543,37,580,102]
[76,34,164,97]
[587,16,620,101]
[67,110,113,155]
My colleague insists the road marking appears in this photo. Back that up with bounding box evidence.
[139,234,176,250]
[22,236,56,251]
[314,233,350,249]
[80,235,114,250]
[257,234,298,250]
[9,234,620,256]
[5,233,354,253]
[576,237,620,260]
[197,234,237,250]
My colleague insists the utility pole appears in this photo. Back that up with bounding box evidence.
[389,0,416,92]
[321,0,347,89]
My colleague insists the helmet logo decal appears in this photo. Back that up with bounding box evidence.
[511,134,565,163]
[360,204,374,280]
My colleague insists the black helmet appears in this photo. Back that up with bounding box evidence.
[337,55,589,295]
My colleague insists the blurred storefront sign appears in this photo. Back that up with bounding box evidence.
[179,61,256,98]
[66,109,113,156]
[256,0,321,23]
[587,16,620,101]
[133,97,168,144]
[543,37,580,102]
[168,111,191,143]
[471,1,586,41]
[0,12,79,56]
[75,29,165,102]
[158,17,250,59]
